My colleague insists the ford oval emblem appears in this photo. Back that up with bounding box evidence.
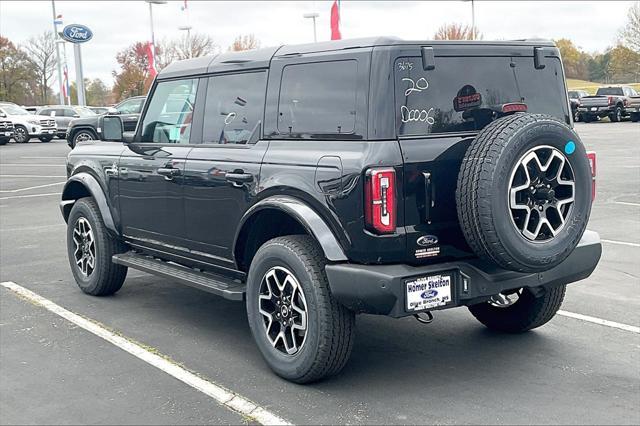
[417,235,438,247]
[421,290,438,299]
[61,24,93,44]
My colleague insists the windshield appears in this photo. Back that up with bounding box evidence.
[1,104,30,115]
[568,91,579,99]
[73,107,96,117]
[596,87,623,96]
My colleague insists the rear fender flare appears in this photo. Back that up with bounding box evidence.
[60,172,117,234]
[234,195,348,263]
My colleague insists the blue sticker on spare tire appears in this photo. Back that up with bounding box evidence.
[565,140,576,155]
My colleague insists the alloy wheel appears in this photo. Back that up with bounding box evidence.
[14,127,27,143]
[72,217,96,277]
[508,145,575,242]
[258,266,308,355]
[75,132,94,144]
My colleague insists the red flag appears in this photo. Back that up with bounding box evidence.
[330,0,341,40]
[146,42,157,78]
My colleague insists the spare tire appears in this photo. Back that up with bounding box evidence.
[456,113,592,273]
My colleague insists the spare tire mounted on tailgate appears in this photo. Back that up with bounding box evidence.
[456,113,592,273]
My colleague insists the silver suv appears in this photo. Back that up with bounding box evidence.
[37,105,97,139]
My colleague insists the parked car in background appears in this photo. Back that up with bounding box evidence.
[568,90,589,122]
[37,105,97,138]
[22,106,40,114]
[66,96,146,148]
[578,86,638,122]
[626,94,640,122]
[88,106,113,115]
[0,118,14,145]
[0,102,57,143]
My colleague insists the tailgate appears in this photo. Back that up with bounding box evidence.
[393,52,569,264]
[580,96,608,107]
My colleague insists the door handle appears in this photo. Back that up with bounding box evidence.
[225,171,253,187]
[157,167,182,179]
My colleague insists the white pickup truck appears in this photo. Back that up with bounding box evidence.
[0,102,57,143]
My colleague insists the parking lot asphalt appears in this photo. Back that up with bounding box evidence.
[1,123,639,425]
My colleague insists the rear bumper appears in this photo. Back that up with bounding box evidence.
[578,106,614,115]
[325,230,602,318]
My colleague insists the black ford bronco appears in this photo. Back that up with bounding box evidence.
[61,38,602,383]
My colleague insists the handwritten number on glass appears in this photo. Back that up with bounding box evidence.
[401,106,435,124]
[402,77,429,97]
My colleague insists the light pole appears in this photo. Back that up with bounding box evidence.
[146,0,167,54]
[178,25,192,57]
[303,12,319,43]
[51,0,64,104]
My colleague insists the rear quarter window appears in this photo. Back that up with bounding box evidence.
[395,56,568,136]
[277,60,357,137]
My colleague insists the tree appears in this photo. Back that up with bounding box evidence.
[609,44,640,82]
[156,32,218,69]
[112,42,153,102]
[86,78,111,106]
[228,34,260,52]
[0,36,37,105]
[620,2,640,53]
[433,23,482,40]
[588,51,612,83]
[23,31,57,104]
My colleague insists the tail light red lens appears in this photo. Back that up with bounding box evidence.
[608,96,614,106]
[587,151,596,201]
[364,168,396,234]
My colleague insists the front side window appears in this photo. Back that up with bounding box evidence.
[278,60,357,137]
[117,98,144,114]
[139,79,198,144]
[38,108,53,116]
[395,56,568,136]
[202,71,266,144]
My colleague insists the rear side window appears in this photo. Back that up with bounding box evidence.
[139,79,198,144]
[203,71,266,144]
[395,56,568,136]
[278,60,357,136]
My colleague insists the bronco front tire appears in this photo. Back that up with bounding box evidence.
[468,285,566,333]
[246,235,355,383]
[66,197,127,296]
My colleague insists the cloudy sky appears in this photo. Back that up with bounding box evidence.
[0,1,635,89]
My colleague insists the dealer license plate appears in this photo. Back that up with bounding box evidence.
[406,274,452,311]
[590,107,597,111]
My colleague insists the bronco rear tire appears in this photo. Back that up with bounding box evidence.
[246,235,355,383]
[456,113,592,273]
[468,285,566,333]
[67,197,128,296]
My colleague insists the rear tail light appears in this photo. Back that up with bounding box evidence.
[502,103,528,113]
[587,151,596,201]
[364,168,396,234]
[608,96,614,106]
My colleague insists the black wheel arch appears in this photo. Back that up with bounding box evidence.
[233,195,348,271]
[61,172,119,236]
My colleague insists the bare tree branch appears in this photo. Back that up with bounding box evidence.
[23,31,57,104]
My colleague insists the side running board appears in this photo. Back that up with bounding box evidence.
[112,252,246,301]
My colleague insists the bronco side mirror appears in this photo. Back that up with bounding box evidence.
[102,115,124,142]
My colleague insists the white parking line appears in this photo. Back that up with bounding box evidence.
[0,192,60,200]
[601,239,640,248]
[558,310,640,334]
[1,164,64,167]
[614,201,640,207]
[21,156,67,159]
[0,281,291,426]
[0,175,66,178]
[0,181,65,193]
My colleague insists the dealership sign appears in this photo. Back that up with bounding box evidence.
[61,24,93,43]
